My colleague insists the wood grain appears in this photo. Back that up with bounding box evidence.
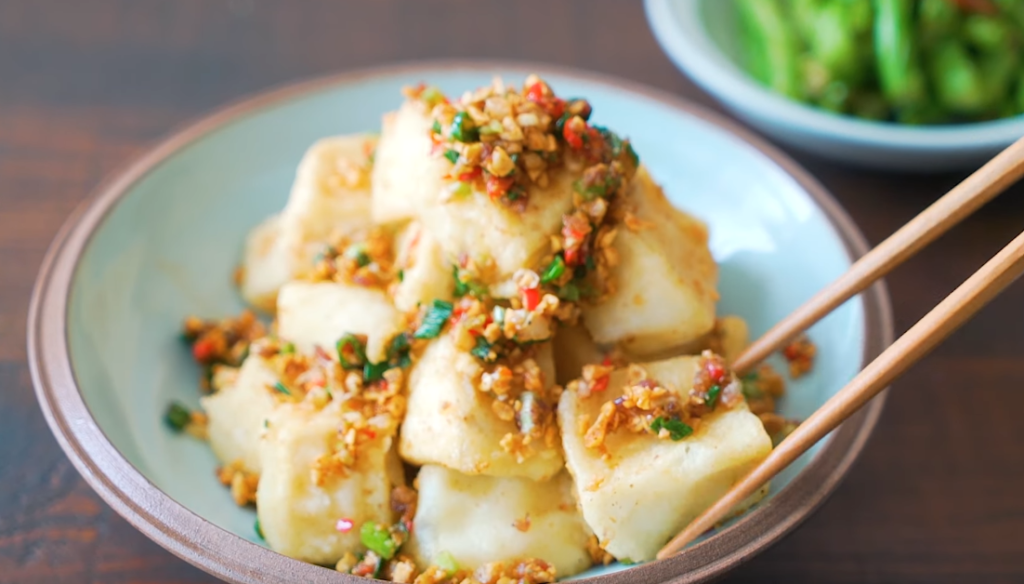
[2,1,1024,583]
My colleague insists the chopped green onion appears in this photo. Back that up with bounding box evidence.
[336,333,367,370]
[280,342,295,355]
[540,255,566,284]
[164,401,191,432]
[273,381,291,396]
[364,361,390,384]
[705,384,722,409]
[450,112,479,142]
[436,550,459,575]
[518,391,539,434]
[360,522,398,560]
[557,282,580,302]
[444,149,460,164]
[431,120,442,134]
[650,416,693,441]
[452,266,488,298]
[470,337,495,363]
[414,300,454,339]
[421,85,445,106]
[448,181,472,198]
[741,373,762,399]
[345,244,371,267]
[255,518,264,539]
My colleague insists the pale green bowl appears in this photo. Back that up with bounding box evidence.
[29,62,892,583]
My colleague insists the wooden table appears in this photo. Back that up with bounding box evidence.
[3,1,1024,582]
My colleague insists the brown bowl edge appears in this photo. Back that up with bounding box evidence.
[27,59,894,584]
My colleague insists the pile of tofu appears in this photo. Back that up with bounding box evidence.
[204,96,773,575]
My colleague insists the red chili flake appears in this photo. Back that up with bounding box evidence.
[457,168,482,182]
[522,287,541,311]
[601,355,613,366]
[705,360,726,384]
[336,518,355,533]
[192,339,216,363]
[563,123,584,149]
[564,247,581,266]
[592,375,610,394]
[486,175,515,200]
[525,82,546,102]
[547,97,566,120]
[359,427,378,440]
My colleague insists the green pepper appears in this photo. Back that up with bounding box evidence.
[360,522,398,560]
[873,0,927,107]
[736,0,802,99]
[929,40,987,115]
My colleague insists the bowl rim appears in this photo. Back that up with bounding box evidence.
[27,59,893,584]
[644,0,1024,150]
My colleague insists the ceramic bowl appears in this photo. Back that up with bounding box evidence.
[645,0,1024,172]
[28,61,892,583]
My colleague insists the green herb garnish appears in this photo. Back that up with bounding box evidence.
[255,518,264,539]
[164,401,191,432]
[431,120,442,134]
[650,416,693,441]
[273,381,291,396]
[444,149,460,164]
[280,342,295,355]
[414,300,454,339]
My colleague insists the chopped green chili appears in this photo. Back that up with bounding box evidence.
[650,416,693,441]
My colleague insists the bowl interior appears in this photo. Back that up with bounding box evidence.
[66,67,864,578]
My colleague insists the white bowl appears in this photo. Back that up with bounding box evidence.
[645,0,1024,172]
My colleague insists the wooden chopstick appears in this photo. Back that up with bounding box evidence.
[731,135,1024,375]
[658,227,1024,559]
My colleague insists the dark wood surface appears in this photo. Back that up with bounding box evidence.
[3,1,1024,582]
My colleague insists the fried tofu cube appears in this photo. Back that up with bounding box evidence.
[277,281,404,364]
[371,102,450,224]
[200,356,279,474]
[241,134,376,311]
[557,355,772,562]
[256,401,404,565]
[408,465,594,578]
[399,332,563,481]
[391,221,454,313]
[582,167,718,356]
[421,168,576,295]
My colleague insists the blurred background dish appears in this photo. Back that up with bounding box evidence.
[645,0,1024,171]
